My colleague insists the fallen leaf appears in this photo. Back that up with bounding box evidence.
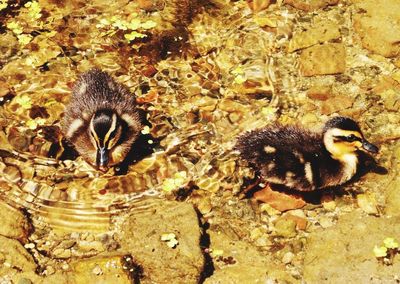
[253,185,306,212]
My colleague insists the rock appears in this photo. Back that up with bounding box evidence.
[288,21,341,52]
[52,248,72,259]
[385,177,400,216]
[357,193,379,215]
[120,199,204,283]
[282,213,308,231]
[318,216,334,228]
[70,255,131,284]
[304,212,400,283]
[274,217,297,238]
[306,85,332,101]
[137,0,164,12]
[0,202,30,240]
[322,200,336,212]
[0,236,36,277]
[299,43,346,76]
[17,278,32,284]
[381,89,400,112]
[282,252,295,264]
[247,0,271,12]
[253,185,306,212]
[284,0,339,11]
[205,230,296,283]
[320,94,354,115]
[353,0,400,57]
[0,32,19,64]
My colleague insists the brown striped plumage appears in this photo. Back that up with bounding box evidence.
[61,69,143,171]
[235,117,378,191]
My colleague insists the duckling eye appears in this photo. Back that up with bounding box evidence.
[345,134,359,142]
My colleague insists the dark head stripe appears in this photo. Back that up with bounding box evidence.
[323,117,361,133]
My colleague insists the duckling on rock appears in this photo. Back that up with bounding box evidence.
[235,116,379,192]
[61,69,144,172]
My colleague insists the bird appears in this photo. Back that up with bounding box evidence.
[61,68,144,172]
[235,116,379,191]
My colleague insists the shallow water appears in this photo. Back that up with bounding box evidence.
[1,0,400,282]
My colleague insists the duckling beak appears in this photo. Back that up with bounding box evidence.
[96,147,109,172]
[361,140,379,154]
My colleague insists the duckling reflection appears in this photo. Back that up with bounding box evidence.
[235,116,379,191]
[61,69,144,172]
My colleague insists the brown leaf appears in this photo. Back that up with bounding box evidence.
[247,0,271,12]
[253,185,306,212]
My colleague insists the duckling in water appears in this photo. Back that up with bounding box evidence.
[235,117,379,191]
[61,69,144,171]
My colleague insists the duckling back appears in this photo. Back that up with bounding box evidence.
[235,124,326,191]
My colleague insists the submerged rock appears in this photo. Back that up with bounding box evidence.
[353,0,400,58]
[304,211,400,283]
[120,199,204,283]
[205,230,296,283]
[285,0,339,11]
[299,43,346,76]
[70,255,132,284]
[0,202,30,241]
[0,235,37,279]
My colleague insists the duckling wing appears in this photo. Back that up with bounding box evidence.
[235,125,323,191]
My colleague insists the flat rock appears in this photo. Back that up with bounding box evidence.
[70,255,131,284]
[284,0,339,11]
[385,177,400,216]
[205,230,296,283]
[299,43,346,76]
[288,21,341,52]
[0,202,30,240]
[0,235,37,279]
[320,94,354,115]
[120,199,204,283]
[304,211,400,283]
[306,85,332,101]
[353,0,400,58]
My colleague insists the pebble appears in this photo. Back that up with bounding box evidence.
[282,252,295,264]
[17,278,32,284]
[61,263,70,270]
[92,265,103,275]
[319,217,334,229]
[357,193,379,215]
[274,217,297,238]
[322,200,337,212]
[24,243,35,249]
[45,265,55,275]
[53,248,72,259]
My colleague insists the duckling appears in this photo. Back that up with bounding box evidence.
[61,68,144,171]
[235,116,378,191]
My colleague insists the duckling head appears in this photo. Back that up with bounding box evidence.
[63,108,142,172]
[88,109,123,171]
[323,116,378,161]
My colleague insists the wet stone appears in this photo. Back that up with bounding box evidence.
[71,255,131,284]
[205,230,296,283]
[274,216,298,238]
[299,43,346,76]
[284,0,339,11]
[304,212,400,283]
[120,199,204,283]
[353,0,400,57]
[306,85,332,101]
[288,21,341,52]
[0,235,37,276]
[0,202,30,240]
